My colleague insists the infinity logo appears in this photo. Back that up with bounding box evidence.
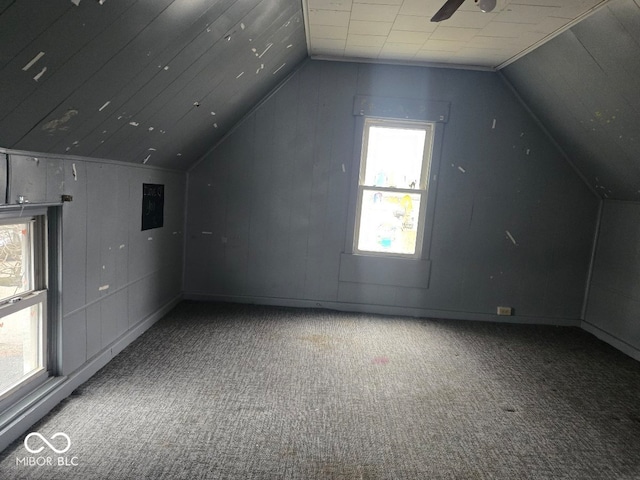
[24,432,71,454]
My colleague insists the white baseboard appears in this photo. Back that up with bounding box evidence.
[0,294,182,453]
[581,320,640,362]
[184,293,581,327]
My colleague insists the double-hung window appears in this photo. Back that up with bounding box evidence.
[354,117,435,258]
[0,212,48,404]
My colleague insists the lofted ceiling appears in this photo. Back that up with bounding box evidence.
[0,0,634,199]
[304,0,610,69]
[503,0,640,201]
[0,0,306,170]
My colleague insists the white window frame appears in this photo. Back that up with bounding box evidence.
[353,117,436,259]
[0,210,49,411]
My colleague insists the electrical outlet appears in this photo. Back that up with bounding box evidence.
[497,306,512,316]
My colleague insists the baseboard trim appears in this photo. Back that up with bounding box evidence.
[0,294,182,453]
[581,320,640,362]
[184,293,581,327]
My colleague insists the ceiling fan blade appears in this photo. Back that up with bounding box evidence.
[430,0,466,22]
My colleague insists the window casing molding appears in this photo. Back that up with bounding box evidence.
[353,117,435,259]
[0,205,61,418]
[345,117,445,259]
[341,96,447,289]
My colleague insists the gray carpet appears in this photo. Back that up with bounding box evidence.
[1,301,640,479]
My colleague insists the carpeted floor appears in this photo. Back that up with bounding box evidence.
[1,301,640,479]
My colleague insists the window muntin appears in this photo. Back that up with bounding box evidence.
[354,118,434,257]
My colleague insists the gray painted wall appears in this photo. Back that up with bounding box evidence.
[503,0,640,201]
[3,151,186,375]
[584,201,640,359]
[0,0,306,170]
[185,59,599,322]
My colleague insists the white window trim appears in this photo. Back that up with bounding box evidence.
[0,208,50,412]
[352,117,436,259]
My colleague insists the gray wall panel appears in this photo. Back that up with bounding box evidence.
[61,310,86,376]
[6,150,186,395]
[62,160,88,316]
[0,0,138,129]
[86,303,101,361]
[0,0,306,171]
[185,60,598,321]
[585,201,640,353]
[503,0,640,200]
[101,289,128,349]
[7,155,65,204]
[85,162,114,303]
[1,0,175,147]
[0,2,71,71]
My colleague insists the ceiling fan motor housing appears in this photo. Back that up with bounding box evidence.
[476,0,497,13]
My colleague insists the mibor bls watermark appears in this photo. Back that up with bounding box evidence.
[16,432,79,467]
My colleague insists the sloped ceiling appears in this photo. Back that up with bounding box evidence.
[0,0,306,170]
[503,0,640,200]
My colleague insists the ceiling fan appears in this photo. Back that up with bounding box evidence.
[430,0,497,22]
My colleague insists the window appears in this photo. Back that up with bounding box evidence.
[354,118,435,258]
[0,214,48,404]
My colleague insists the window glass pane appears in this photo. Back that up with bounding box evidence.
[357,190,421,255]
[0,303,43,395]
[0,223,33,302]
[363,126,427,189]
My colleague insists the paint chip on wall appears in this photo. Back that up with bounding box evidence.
[258,43,273,58]
[72,163,78,181]
[33,66,47,81]
[99,285,109,291]
[22,52,45,71]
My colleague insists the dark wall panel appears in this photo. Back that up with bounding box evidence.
[0,0,306,171]
[503,0,640,201]
[185,60,599,321]
[6,151,186,375]
[585,201,640,357]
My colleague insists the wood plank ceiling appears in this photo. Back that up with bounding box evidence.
[503,0,640,200]
[304,0,610,69]
[0,0,307,170]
